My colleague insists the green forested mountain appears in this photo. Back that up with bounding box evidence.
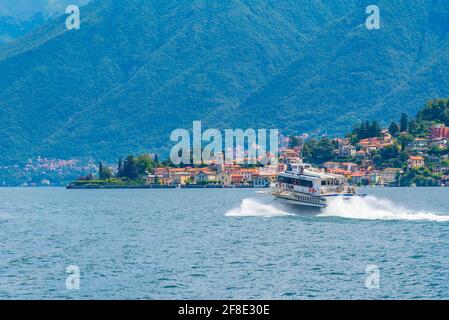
[0,0,448,164]
[222,0,449,134]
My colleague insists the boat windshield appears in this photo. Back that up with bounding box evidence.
[278,176,313,188]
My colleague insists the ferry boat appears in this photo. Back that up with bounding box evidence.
[265,159,365,208]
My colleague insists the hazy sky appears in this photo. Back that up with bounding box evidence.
[0,0,90,19]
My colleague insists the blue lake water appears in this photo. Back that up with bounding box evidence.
[1,187,449,299]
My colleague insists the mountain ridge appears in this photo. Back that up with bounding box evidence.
[0,0,448,164]
[0,0,90,45]
[0,0,89,19]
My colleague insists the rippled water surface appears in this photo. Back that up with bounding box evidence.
[1,187,449,299]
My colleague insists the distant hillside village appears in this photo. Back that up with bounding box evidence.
[0,157,97,187]
[70,99,449,189]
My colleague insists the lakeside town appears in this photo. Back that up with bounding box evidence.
[67,99,449,189]
[3,99,449,188]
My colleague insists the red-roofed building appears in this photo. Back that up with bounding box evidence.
[194,170,216,183]
[340,162,359,172]
[327,168,352,178]
[230,174,244,185]
[240,169,259,181]
[154,167,169,176]
[407,156,425,169]
[358,137,393,154]
[350,172,367,185]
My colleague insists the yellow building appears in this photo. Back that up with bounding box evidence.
[407,156,425,169]
[172,172,191,185]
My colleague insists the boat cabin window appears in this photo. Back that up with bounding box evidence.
[278,176,313,188]
[321,179,342,186]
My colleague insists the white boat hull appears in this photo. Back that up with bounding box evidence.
[270,191,364,209]
[271,191,324,207]
[276,196,326,208]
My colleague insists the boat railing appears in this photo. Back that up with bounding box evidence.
[320,185,355,195]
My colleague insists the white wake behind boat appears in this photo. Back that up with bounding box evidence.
[263,159,366,209]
